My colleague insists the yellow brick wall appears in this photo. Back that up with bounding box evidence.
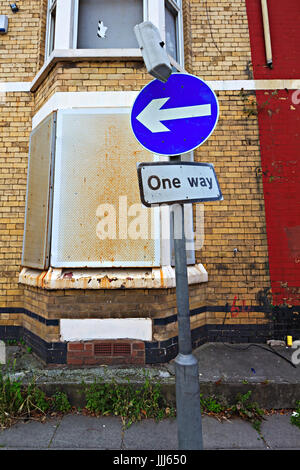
[0,93,33,310]
[185,0,270,325]
[193,91,270,311]
[22,283,207,343]
[33,60,152,114]
[188,0,253,80]
[0,0,45,81]
[0,0,271,340]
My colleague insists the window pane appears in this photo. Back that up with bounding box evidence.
[165,1,178,61]
[49,6,56,54]
[77,0,143,49]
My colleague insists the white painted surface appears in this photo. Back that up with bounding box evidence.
[55,0,73,49]
[1,78,300,99]
[32,91,139,129]
[60,318,152,342]
[30,77,300,128]
[0,82,31,92]
[149,0,165,36]
[136,98,212,133]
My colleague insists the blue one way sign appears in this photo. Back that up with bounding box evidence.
[131,73,219,156]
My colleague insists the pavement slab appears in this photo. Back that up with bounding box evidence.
[201,416,266,450]
[0,417,60,449]
[2,414,299,450]
[123,418,178,450]
[259,414,300,449]
[49,414,123,450]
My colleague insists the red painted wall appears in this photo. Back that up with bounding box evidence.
[246,0,300,79]
[246,0,300,305]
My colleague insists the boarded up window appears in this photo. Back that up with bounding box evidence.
[51,109,159,268]
[22,113,56,269]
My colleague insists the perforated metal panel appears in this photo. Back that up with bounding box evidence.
[22,112,56,269]
[51,109,160,268]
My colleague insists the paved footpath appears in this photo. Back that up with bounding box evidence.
[0,412,299,450]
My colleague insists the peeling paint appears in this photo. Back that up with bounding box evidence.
[18,265,208,290]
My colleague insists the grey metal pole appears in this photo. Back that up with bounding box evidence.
[171,157,203,450]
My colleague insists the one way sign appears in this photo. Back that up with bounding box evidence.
[131,73,219,156]
[137,161,223,206]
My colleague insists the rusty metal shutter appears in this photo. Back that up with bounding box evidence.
[22,112,56,269]
[51,108,160,268]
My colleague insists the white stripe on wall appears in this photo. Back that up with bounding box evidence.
[30,79,300,129]
[0,82,31,92]
[0,79,299,129]
[60,318,152,342]
[1,78,300,97]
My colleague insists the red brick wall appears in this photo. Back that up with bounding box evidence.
[246,0,300,305]
[67,339,145,366]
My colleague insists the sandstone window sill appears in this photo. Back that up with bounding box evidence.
[19,265,208,290]
[30,49,185,92]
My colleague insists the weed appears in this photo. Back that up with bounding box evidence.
[199,390,265,432]
[200,394,225,414]
[5,339,18,346]
[51,390,71,413]
[25,382,50,413]
[290,401,300,429]
[0,369,72,429]
[229,391,264,431]
[84,375,175,429]
[0,372,47,428]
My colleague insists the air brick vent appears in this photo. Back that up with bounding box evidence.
[94,343,112,356]
[113,343,131,356]
[67,340,144,365]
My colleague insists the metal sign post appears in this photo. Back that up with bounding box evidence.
[171,167,203,449]
[136,157,222,450]
[131,67,221,450]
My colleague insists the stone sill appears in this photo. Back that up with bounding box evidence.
[30,49,185,92]
[19,265,208,290]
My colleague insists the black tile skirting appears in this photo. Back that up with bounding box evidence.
[0,325,67,364]
[0,305,299,365]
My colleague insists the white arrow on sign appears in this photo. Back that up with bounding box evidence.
[136,97,211,133]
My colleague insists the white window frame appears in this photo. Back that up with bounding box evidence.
[164,0,184,67]
[45,0,184,68]
[45,0,57,59]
